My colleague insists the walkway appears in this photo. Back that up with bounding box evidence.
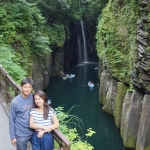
[0,99,15,150]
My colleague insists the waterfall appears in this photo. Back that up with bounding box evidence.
[80,21,87,62]
[76,20,88,63]
[77,34,82,63]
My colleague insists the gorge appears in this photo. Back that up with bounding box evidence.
[1,0,150,150]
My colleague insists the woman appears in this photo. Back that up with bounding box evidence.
[30,90,59,150]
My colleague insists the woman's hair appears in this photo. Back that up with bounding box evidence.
[33,90,50,120]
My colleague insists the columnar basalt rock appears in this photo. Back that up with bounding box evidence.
[43,53,52,89]
[98,59,103,78]
[32,53,51,91]
[136,95,150,150]
[51,46,65,76]
[102,78,117,115]
[120,91,132,139]
[99,70,112,105]
[132,0,150,93]
[32,57,44,91]
[98,0,150,149]
[123,90,143,148]
[114,82,128,128]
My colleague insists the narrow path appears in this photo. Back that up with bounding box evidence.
[0,100,16,150]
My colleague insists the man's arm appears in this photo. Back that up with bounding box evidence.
[9,102,17,140]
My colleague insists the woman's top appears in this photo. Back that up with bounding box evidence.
[30,107,55,131]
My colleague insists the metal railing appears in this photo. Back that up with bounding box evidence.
[0,64,71,150]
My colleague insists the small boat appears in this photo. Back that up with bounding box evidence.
[88,81,94,88]
[68,74,75,79]
[63,74,69,80]
[48,99,51,104]
[94,66,98,70]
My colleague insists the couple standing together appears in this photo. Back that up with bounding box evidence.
[9,78,59,150]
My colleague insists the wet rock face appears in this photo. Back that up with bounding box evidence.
[132,0,150,93]
[51,49,64,76]
[32,53,51,91]
[64,22,78,71]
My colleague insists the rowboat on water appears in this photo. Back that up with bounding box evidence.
[68,74,75,79]
[63,74,69,80]
[88,81,94,88]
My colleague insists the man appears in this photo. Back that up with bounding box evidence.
[9,78,34,150]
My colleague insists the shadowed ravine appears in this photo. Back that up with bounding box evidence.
[45,57,134,150]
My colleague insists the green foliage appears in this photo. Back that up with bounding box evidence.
[0,1,51,56]
[37,0,82,23]
[55,106,84,134]
[55,106,95,150]
[96,0,140,84]
[83,0,108,25]
[0,45,26,83]
[67,128,95,150]
[0,0,53,78]
[45,24,65,48]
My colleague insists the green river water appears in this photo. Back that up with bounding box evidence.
[45,57,134,150]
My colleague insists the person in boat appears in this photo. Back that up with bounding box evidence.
[88,81,92,85]
[30,90,59,150]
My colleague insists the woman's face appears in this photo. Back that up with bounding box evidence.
[34,95,44,108]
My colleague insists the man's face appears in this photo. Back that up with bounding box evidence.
[21,83,33,97]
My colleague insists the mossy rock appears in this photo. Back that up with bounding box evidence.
[145,145,150,150]
[99,70,112,104]
[124,137,136,149]
[114,82,128,128]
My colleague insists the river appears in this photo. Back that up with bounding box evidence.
[45,57,134,150]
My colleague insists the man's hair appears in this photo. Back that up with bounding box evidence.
[21,78,34,87]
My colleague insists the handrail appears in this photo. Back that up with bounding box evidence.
[0,64,71,150]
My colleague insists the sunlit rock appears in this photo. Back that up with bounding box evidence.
[120,91,132,139]
[136,95,150,150]
[102,78,117,115]
[99,70,112,105]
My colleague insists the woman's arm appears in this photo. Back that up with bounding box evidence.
[30,115,45,130]
[51,115,59,130]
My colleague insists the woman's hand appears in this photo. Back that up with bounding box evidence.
[37,130,45,138]
[42,126,52,132]
[47,127,53,132]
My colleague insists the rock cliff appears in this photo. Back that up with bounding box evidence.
[97,0,150,149]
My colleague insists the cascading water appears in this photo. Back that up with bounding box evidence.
[77,21,88,63]
[77,34,82,63]
[80,21,87,62]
